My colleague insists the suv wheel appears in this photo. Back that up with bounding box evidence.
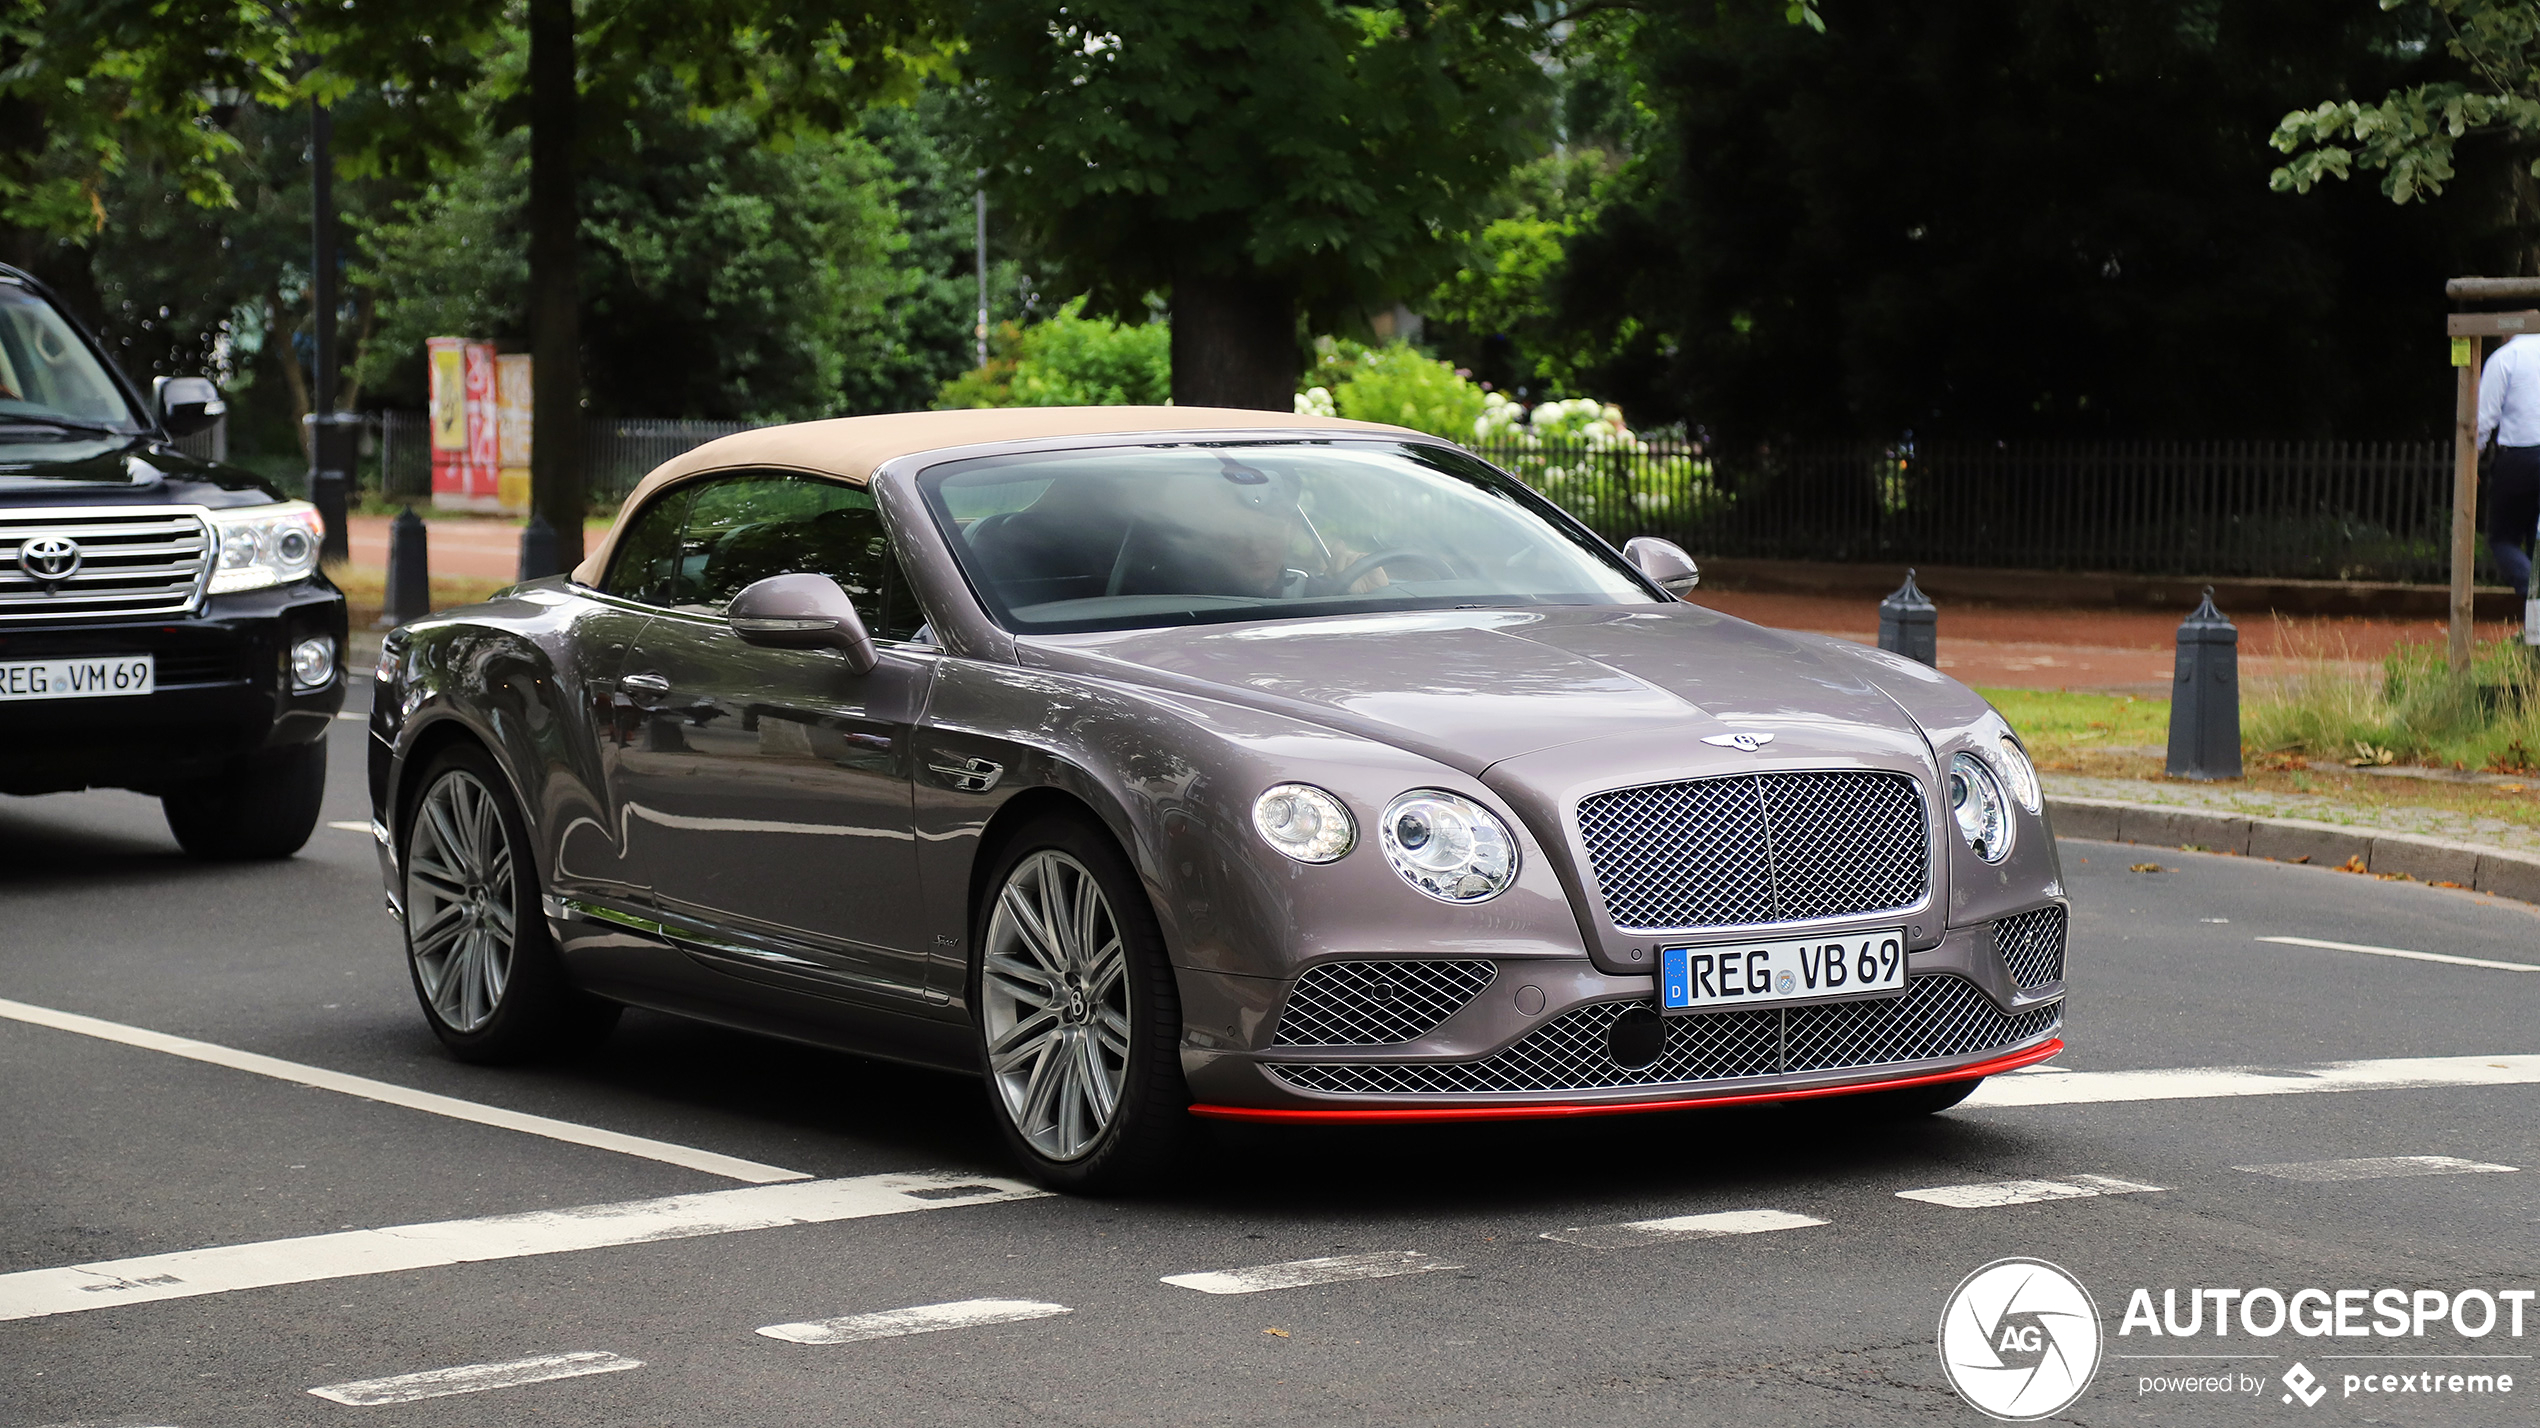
[973,814,1188,1192]
[401,743,617,1063]
[161,738,327,860]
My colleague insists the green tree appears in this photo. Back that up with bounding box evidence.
[960,0,1554,409]
[1553,0,2475,442]
[936,298,1171,407]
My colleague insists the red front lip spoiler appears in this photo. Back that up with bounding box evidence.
[1189,1037,2063,1124]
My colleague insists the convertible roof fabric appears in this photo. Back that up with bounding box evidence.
[570,405,1416,587]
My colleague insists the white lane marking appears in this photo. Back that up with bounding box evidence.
[331,710,367,721]
[0,995,805,1184]
[325,820,370,832]
[309,1350,641,1406]
[757,1298,1072,1345]
[1966,1054,2540,1109]
[1543,1208,1826,1249]
[2255,936,2540,973]
[0,1173,1043,1323]
[1162,1251,1461,1296]
[1896,1173,2164,1208]
[2235,1155,2519,1182]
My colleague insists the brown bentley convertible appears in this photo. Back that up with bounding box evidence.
[370,407,2066,1190]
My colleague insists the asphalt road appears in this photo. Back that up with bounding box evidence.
[3,692,2536,1427]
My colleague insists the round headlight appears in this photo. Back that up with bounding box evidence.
[1252,783,1354,864]
[1379,789,1517,903]
[273,524,315,570]
[1993,731,2041,814]
[1947,752,2013,863]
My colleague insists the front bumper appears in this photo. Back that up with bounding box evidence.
[0,580,347,795]
[1176,916,2065,1117]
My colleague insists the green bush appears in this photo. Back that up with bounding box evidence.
[1295,340,1484,441]
[2245,631,2540,771]
[936,297,1171,408]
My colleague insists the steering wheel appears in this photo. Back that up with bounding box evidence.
[1331,549,1454,590]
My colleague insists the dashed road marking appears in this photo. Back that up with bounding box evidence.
[325,820,370,832]
[1543,1208,1827,1249]
[1163,1251,1461,1295]
[0,1174,1044,1322]
[2234,1155,2519,1182]
[2256,936,2540,973]
[757,1298,1073,1345]
[308,1351,641,1406]
[0,995,807,1184]
[1966,1053,2540,1108]
[1896,1174,2164,1208]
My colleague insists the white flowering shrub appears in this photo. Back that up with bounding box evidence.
[1469,393,1721,532]
[1294,385,1337,418]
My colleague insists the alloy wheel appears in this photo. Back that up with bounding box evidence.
[981,849,1132,1161]
[405,769,518,1034]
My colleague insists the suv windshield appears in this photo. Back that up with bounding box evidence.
[0,283,142,437]
[921,440,1659,633]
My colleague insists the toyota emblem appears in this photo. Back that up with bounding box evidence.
[18,534,81,582]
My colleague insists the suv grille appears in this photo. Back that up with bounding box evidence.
[0,508,209,623]
[1268,974,2054,1096]
[1994,905,2067,989]
[1576,771,1928,931]
[1270,960,1496,1047]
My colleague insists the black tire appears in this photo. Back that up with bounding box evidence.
[1841,1075,1982,1118]
[971,812,1189,1193]
[399,742,618,1064]
[161,738,328,860]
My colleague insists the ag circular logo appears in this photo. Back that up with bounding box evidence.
[18,534,80,581]
[1938,1257,2102,1420]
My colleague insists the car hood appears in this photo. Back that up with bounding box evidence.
[0,438,284,507]
[1023,604,1928,776]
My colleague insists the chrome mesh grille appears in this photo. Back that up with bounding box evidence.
[1576,771,1928,930]
[1993,905,2067,990]
[1267,974,2056,1096]
[1271,959,1496,1047]
[0,508,209,623]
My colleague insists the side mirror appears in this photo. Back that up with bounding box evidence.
[155,375,225,438]
[1624,536,1700,599]
[728,572,878,674]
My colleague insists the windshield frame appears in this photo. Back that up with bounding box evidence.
[0,271,153,440]
[913,436,1667,636]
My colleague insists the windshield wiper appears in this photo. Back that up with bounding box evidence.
[0,413,128,438]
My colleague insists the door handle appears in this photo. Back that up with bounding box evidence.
[621,671,671,706]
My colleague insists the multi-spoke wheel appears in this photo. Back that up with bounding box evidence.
[407,766,517,1034]
[399,743,616,1062]
[974,815,1187,1190]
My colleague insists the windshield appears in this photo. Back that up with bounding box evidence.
[921,440,1659,633]
[0,284,142,435]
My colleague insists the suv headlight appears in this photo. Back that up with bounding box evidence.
[1947,752,2014,863]
[1379,789,1518,903]
[207,501,322,594]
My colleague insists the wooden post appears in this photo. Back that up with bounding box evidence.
[2454,336,2481,675]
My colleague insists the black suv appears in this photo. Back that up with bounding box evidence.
[0,263,346,857]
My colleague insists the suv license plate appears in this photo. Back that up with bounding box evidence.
[0,654,155,701]
[1660,930,1906,1014]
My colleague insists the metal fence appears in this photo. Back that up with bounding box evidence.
[1472,437,2461,584]
[364,414,2460,584]
[375,413,766,506]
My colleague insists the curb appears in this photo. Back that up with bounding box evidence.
[2047,795,2540,904]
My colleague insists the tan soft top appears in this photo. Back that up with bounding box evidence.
[570,405,1419,585]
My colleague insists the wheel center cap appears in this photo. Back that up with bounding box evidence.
[1063,977,1088,1023]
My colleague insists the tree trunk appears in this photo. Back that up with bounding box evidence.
[1169,266,1300,410]
[528,0,584,569]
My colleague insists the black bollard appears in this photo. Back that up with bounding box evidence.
[381,505,430,628]
[1878,568,1938,667]
[2166,587,2242,781]
[517,511,559,582]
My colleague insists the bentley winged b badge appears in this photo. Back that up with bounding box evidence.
[1701,730,1775,753]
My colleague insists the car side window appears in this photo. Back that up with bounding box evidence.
[673,472,928,642]
[599,487,695,605]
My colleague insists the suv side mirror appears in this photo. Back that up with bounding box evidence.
[155,376,225,438]
[1624,536,1700,599]
[728,572,877,674]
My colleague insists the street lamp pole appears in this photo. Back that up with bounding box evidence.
[306,101,355,566]
[975,181,989,371]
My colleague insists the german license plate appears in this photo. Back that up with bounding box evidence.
[1660,930,1907,1014]
[0,654,154,701]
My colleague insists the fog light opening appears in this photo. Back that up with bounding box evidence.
[290,635,338,692]
[1608,1005,1665,1069]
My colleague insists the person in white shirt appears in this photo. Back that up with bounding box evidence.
[2478,333,2540,602]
